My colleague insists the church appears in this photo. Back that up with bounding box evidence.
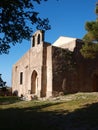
[12,30,98,98]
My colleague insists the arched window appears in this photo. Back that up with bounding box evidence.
[37,34,40,44]
[20,72,23,85]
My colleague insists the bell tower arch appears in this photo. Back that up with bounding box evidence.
[31,30,45,47]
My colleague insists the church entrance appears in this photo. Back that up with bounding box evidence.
[31,70,38,94]
[93,74,98,91]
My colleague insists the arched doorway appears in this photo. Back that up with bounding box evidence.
[31,70,38,94]
[93,74,98,91]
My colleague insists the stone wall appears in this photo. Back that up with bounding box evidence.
[12,40,53,98]
[52,46,68,94]
[12,43,44,97]
[52,40,98,95]
[46,45,53,97]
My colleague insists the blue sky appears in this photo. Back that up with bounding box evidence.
[0,0,97,86]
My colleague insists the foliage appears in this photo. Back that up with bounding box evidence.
[81,16,98,59]
[95,2,98,14]
[83,21,98,42]
[0,74,6,87]
[80,42,98,59]
[0,0,51,54]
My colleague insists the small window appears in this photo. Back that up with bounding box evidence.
[20,72,23,85]
[38,34,40,44]
[15,66,18,71]
[32,36,35,47]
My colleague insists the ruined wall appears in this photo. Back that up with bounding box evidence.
[72,56,98,93]
[52,46,68,94]
[70,41,98,93]
[52,40,98,95]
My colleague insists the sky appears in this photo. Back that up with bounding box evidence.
[0,0,97,86]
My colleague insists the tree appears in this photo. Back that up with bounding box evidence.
[0,0,51,54]
[80,42,98,59]
[83,21,98,42]
[0,74,6,87]
[80,2,98,59]
[80,21,98,59]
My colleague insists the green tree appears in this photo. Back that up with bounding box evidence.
[0,74,6,87]
[0,0,51,54]
[83,21,98,42]
[80,42,98,59]
[80,2,98,59]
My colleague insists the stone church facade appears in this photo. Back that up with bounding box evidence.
[12,30,98,98]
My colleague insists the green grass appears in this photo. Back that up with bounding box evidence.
[0,93,98,130]
[0,96,19,105]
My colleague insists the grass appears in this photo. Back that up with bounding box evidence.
[0,96,19,105]
[0,92,98,130]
